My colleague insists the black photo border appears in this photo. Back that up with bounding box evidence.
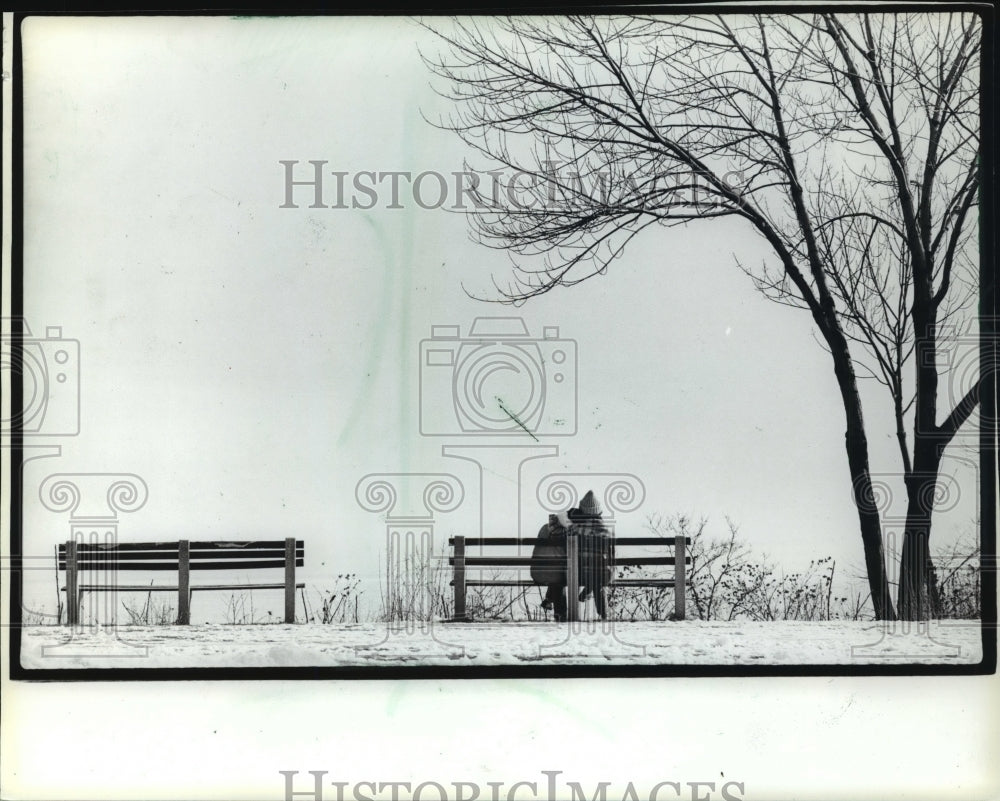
[4,0,997,681]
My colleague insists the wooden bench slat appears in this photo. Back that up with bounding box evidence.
[59,549,304,560]
[464,580,538,587]
[59,540,304,553]
[609,579,676,587]
[60,561,177,571]
[447,536,691,547]
[59,558,304,571]
[447,538,543,547]
[60,542,185,553]
[73,583,307,592]
[59,549,302,566]
[449,556,689,567]
[459,579,679,586]
[609,537,691,546]
[68,585,180,592]
[198,547,304,557]
[189,541,304,551]
[193,583,306,591]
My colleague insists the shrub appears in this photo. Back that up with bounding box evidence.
[120,590,176,625]
[305,574,364,624]
[608,514,875,622]
[933,534,981,619]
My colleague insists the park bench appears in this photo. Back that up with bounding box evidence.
[448,534,689,622]
[57,538,304,625]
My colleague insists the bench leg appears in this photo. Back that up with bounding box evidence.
[674,534,686,621]
[284,537,296,624]
[566,535,579,623]
[65,540,79,627]
[453,536,467,621]
[177,540,191,625]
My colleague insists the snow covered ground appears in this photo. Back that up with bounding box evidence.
[18,619,982,669]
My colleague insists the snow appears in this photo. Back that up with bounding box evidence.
[18,619,982,669]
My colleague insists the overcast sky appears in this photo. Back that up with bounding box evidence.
[18,15,980,621]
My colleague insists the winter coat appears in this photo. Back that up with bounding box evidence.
[530,514,613,588]
[530,515,568,586]
[573,518,613,589]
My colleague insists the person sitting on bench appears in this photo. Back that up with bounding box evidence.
[570,491,613,620]
[531,490,612,621]
[532,513,570,621]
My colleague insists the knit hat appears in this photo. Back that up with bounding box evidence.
[578,489,603,517]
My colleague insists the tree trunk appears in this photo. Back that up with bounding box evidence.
[897,461,943,620]
[897,278,942,621]
[831,342,898,621]
[810,287,897,621]
[844,423,898,622]
[897,515,935,620]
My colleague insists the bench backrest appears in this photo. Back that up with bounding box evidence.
[58,540,305,571]
[58,539,304,626]
[447,536,690,569]
[446,535,690,622]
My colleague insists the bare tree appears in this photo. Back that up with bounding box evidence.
[424,13,983,620]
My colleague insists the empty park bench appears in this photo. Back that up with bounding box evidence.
[57,538,304,625]
[448,534,689,622]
